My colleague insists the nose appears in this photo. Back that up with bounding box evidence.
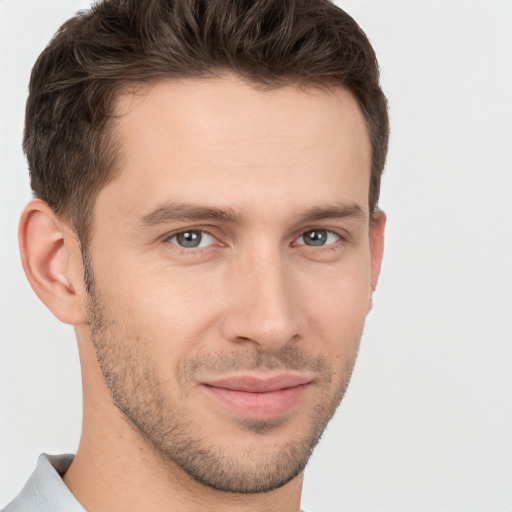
[220,247,300,353]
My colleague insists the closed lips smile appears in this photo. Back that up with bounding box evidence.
[199,375,312,418]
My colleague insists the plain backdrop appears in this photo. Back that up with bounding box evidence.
[1,1,511,511]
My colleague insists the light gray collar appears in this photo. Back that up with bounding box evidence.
[3,453,85,512]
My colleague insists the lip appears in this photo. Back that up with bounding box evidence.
[199,374,312,419]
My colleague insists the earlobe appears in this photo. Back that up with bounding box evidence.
[18,199,87,325]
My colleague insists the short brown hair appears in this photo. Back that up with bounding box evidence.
[24,0,389,246]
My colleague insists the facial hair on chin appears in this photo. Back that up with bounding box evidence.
[84,266,360,494]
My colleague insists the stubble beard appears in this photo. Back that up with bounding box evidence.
[84,264,361,494]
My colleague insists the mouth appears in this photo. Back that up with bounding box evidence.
[199,374,312,419]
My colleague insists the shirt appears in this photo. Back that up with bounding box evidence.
[2,454,85,512]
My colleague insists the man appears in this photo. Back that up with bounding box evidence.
[3,0,388,510]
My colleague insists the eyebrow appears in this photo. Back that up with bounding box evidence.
[297,204,367,223]
[139,203,240,226]
[139,201,366,227]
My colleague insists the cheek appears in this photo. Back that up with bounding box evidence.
[299,261,372,348]
[92,241,372,367]
[100,266,225,361]
[300,252,372,308]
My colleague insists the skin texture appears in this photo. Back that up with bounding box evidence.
[19,75,385,512]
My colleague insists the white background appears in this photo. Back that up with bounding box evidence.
[1,1,511,510]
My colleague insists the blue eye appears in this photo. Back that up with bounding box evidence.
[169,230,215,249]
[297,229,340,247]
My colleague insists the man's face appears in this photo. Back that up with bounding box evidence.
[82,76,383,493]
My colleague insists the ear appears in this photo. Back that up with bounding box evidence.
[18,199,87,325]
[369,209,386,291]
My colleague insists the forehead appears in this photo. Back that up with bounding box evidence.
[100,76,371,223]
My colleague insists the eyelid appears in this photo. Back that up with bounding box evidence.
[164,228,218,249]
[292,228,346,247]
[160,225,348,250]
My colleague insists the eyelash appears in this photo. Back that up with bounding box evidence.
[293,229,342,248]
[163,227,345,254]
[163,229,221,256]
